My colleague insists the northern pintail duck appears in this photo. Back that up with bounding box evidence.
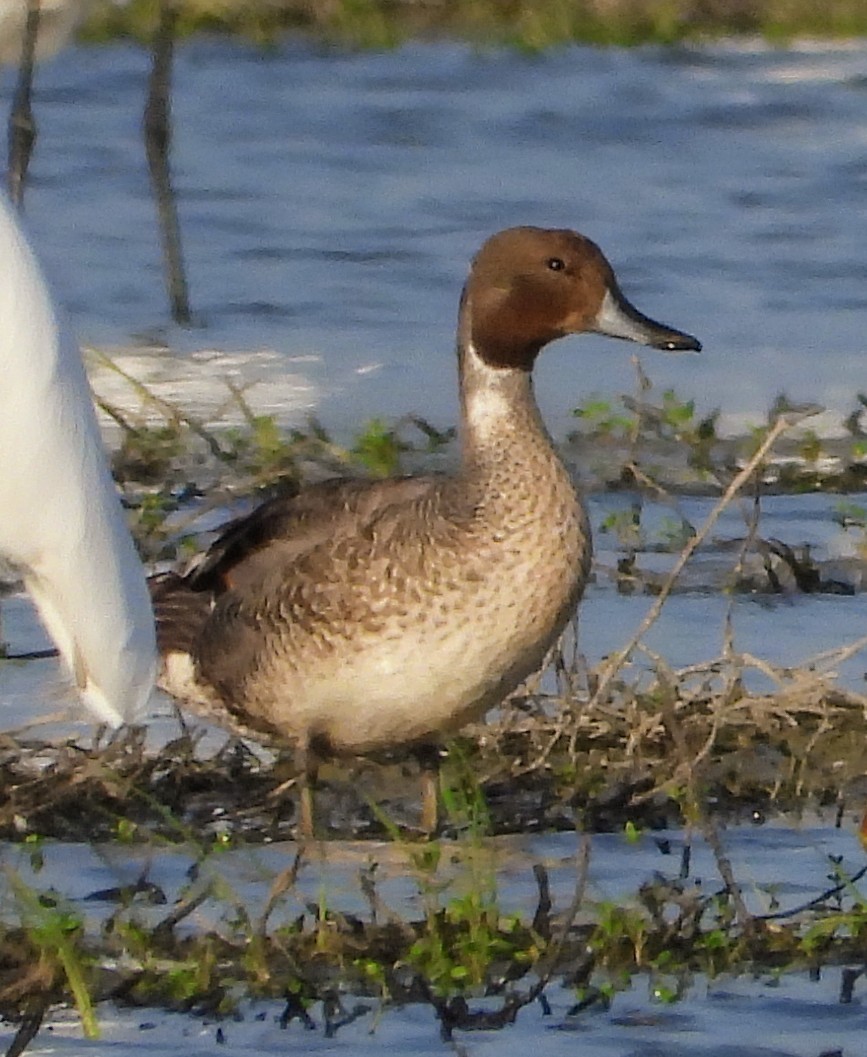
[154,226,700,834]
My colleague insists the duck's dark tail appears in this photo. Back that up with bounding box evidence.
[149,572,214,657]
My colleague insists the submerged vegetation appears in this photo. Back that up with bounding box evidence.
[83,0,867,49]
[3,358,867,1049]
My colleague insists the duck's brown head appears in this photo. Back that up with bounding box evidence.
[464,226,701,370]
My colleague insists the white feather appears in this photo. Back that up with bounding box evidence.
[0,192,156,725]
[462,343,515,437]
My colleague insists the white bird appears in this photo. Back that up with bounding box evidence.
[2,0,191,323]
[0,189,157,725]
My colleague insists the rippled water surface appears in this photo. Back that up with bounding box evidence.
[12,36,867,435]
[4,35,867,1057]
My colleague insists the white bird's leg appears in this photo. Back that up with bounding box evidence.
[144,0,191,325]
[8,0,40,207]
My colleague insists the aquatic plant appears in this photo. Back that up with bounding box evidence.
[80,0,867,48]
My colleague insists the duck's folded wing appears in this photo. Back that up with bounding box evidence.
[186,475,440,593]
[152,474,440,655]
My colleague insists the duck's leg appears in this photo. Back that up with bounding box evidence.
[296,735,319,839]
[415,743,442,835]
[8,0,40,208]
[143,0,191,325]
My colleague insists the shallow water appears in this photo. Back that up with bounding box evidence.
[10,36,867,438]
[2,818,860,929]
[15,974,867,1057]
[3,820,867,1056]
[4,32,867,1055]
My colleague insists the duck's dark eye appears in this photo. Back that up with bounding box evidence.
[547,257,566,272]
